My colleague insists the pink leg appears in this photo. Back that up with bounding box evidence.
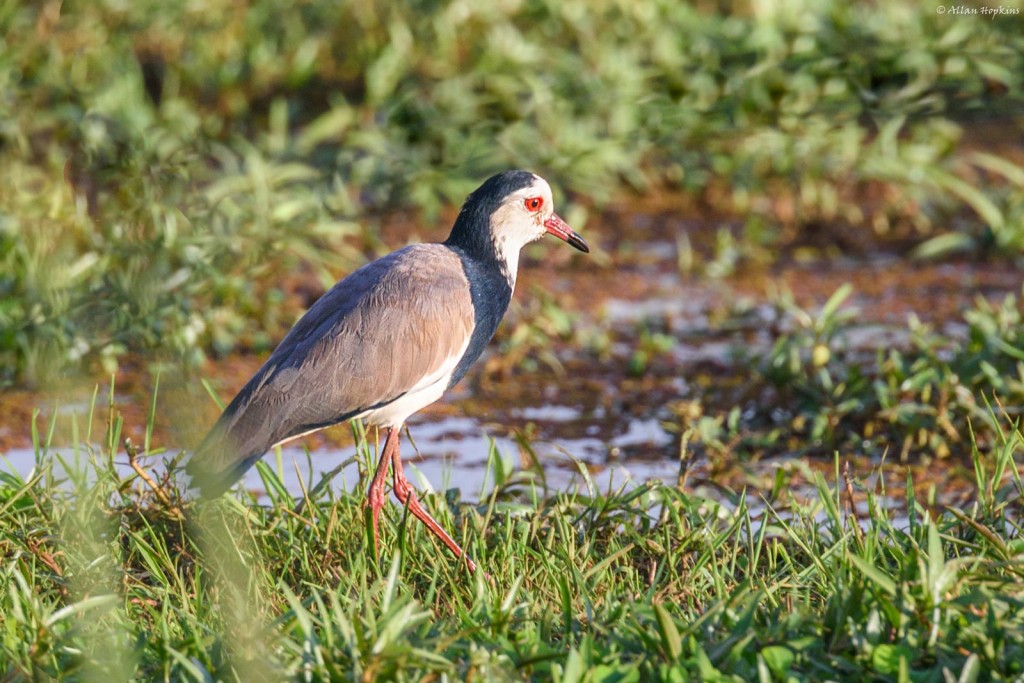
[365,426,401,560]
[390,440,479,574]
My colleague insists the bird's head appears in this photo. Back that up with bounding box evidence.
[446,171,589,279]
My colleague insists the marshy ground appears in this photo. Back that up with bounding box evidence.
[5,191,1022,514]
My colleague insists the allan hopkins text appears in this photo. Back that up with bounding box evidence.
[936,5,1021,16]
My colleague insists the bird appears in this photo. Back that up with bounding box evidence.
[184,170,589,573]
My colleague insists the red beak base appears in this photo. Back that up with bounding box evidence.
[543,213,589,253]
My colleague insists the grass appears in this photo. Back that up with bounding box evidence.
[1,387,1023,680]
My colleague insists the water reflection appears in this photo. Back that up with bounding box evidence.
[0,413,680,504]
[0,410,985,531]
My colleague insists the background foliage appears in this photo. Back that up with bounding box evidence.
[2,0,1023,385]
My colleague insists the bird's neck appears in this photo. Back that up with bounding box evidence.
[489,233,521,292]
[445,242,516,305]
[444,244,515,389]
[445,213,519,292]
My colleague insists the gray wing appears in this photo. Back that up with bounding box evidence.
[186,244,474,496]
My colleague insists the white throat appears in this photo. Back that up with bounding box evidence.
[491,232,521,292]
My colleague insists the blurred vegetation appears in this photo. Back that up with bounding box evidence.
[2,0,1023,385]
[756,284,1024,459]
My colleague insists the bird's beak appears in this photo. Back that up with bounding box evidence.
[544,213,590,253]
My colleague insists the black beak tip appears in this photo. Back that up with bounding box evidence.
[569,233,590,254]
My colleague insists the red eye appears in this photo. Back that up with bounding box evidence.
[525,197,544,212]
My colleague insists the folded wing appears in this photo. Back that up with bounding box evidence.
[185,245,474,497]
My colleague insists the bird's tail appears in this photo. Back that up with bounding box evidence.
[179,384,295,499]
[180,424,263,499]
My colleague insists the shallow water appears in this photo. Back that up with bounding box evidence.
[0,412,681,503]
[1,408,985,528]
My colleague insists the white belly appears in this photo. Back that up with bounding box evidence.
[359,373,451,427]
[357,334,469,428]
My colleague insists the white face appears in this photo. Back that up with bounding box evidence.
[488,175,556,260]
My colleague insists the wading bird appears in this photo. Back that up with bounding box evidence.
[185,170,589,572]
